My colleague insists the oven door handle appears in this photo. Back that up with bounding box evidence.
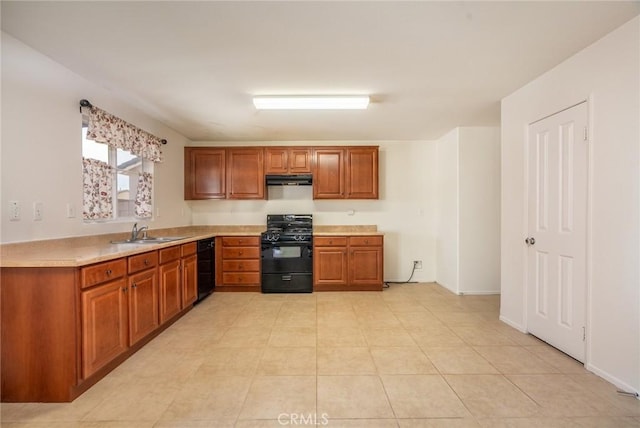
[281,275,292,281]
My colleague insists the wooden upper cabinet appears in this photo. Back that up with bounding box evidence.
[313,146,379,199]
[185,145,377,200]
[226,148,265,199]
[265,147,312,174]
[313,147,345,199]
[345,146,379,199]
[184,148,226,200]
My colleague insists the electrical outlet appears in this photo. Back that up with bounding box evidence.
[413,260,423,270]
[9,200,20,221]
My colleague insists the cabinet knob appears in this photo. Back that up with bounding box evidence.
[132,283,137,289]
[122,287,128,292]
[106,269,112,276]
[144,259,149,266]
[364,240,369,244]
[329,240,333,245]
[238,251,243,255]
[238,264,243,269]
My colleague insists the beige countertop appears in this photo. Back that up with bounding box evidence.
[0,225,382,268]
[313,225,382,236]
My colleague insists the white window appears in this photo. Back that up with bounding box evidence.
[82,124,153,221]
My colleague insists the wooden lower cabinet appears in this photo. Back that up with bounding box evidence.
[159,243,197,322]
[1,267,79,402]
[314,235,383,291]
[216,236,261,291]
[159,258,182,324]
[128,268,159,346]
[81,278,129,378]
[181,243,198,306]
[313,237,348,287]
[349,236,384,287]
[1,242,197,403]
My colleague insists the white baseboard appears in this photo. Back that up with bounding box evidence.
[434,280,457,295]
[499,315,527,333]
[458,290,501,296]
[585,363,640,399]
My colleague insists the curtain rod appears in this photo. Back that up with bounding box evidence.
[79,99,168,145]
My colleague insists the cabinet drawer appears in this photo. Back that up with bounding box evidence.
[314,236,347,247]
[159,246,181,264]
[128,251,158,274]
[222,236,259,246]
[181,242,197,257]
[222,259,260,272]
[222,272,260,285]
[222,247,260,259]
[81,259,127,289]
[349,236,383,246]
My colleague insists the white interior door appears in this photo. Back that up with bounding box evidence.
[526,102,588,362]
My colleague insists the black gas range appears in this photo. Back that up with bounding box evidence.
[261,214,313,293]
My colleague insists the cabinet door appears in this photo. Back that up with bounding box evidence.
[181,254,198,307]
[264,147,288,174]
[159,260,182,323]
[313,148,345,199]
[82,278,128,378]
[288,147,312,173]
[349,246,383,287]
[227,148,264,199]
[345,147,379,199]
[265,147,312,174]
[184,148,226,200]
[313,246,348,287]
[128,269,159,346]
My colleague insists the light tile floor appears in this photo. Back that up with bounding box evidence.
[2,282,639,427]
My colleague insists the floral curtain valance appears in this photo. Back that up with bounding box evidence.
[85,106,163,162]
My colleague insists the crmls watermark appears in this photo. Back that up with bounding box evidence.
[277,412,330,426]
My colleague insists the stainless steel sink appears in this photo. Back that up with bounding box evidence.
[110,236,189,244]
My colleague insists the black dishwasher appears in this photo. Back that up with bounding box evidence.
[196,238,215,302]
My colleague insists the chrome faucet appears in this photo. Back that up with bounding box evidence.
[131,223,148,240]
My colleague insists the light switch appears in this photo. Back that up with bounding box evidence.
[33,202,43,221]
[66,203,76,218]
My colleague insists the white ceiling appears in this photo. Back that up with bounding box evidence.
[2,1,639,142]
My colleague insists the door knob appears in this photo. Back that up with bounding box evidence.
[525,237,536,246]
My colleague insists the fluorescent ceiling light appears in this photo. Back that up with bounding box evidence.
[253,96,369,110]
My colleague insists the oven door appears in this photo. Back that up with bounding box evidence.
[261,242,312,274]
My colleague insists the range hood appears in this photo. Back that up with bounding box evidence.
[265,174,313,186]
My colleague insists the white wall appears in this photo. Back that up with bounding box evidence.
[436,127,501,295]
[188,140,438,283]
[458,127,501,294]
[501,16,640,393]
[435,129,459,292]
[0,33,192,243]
